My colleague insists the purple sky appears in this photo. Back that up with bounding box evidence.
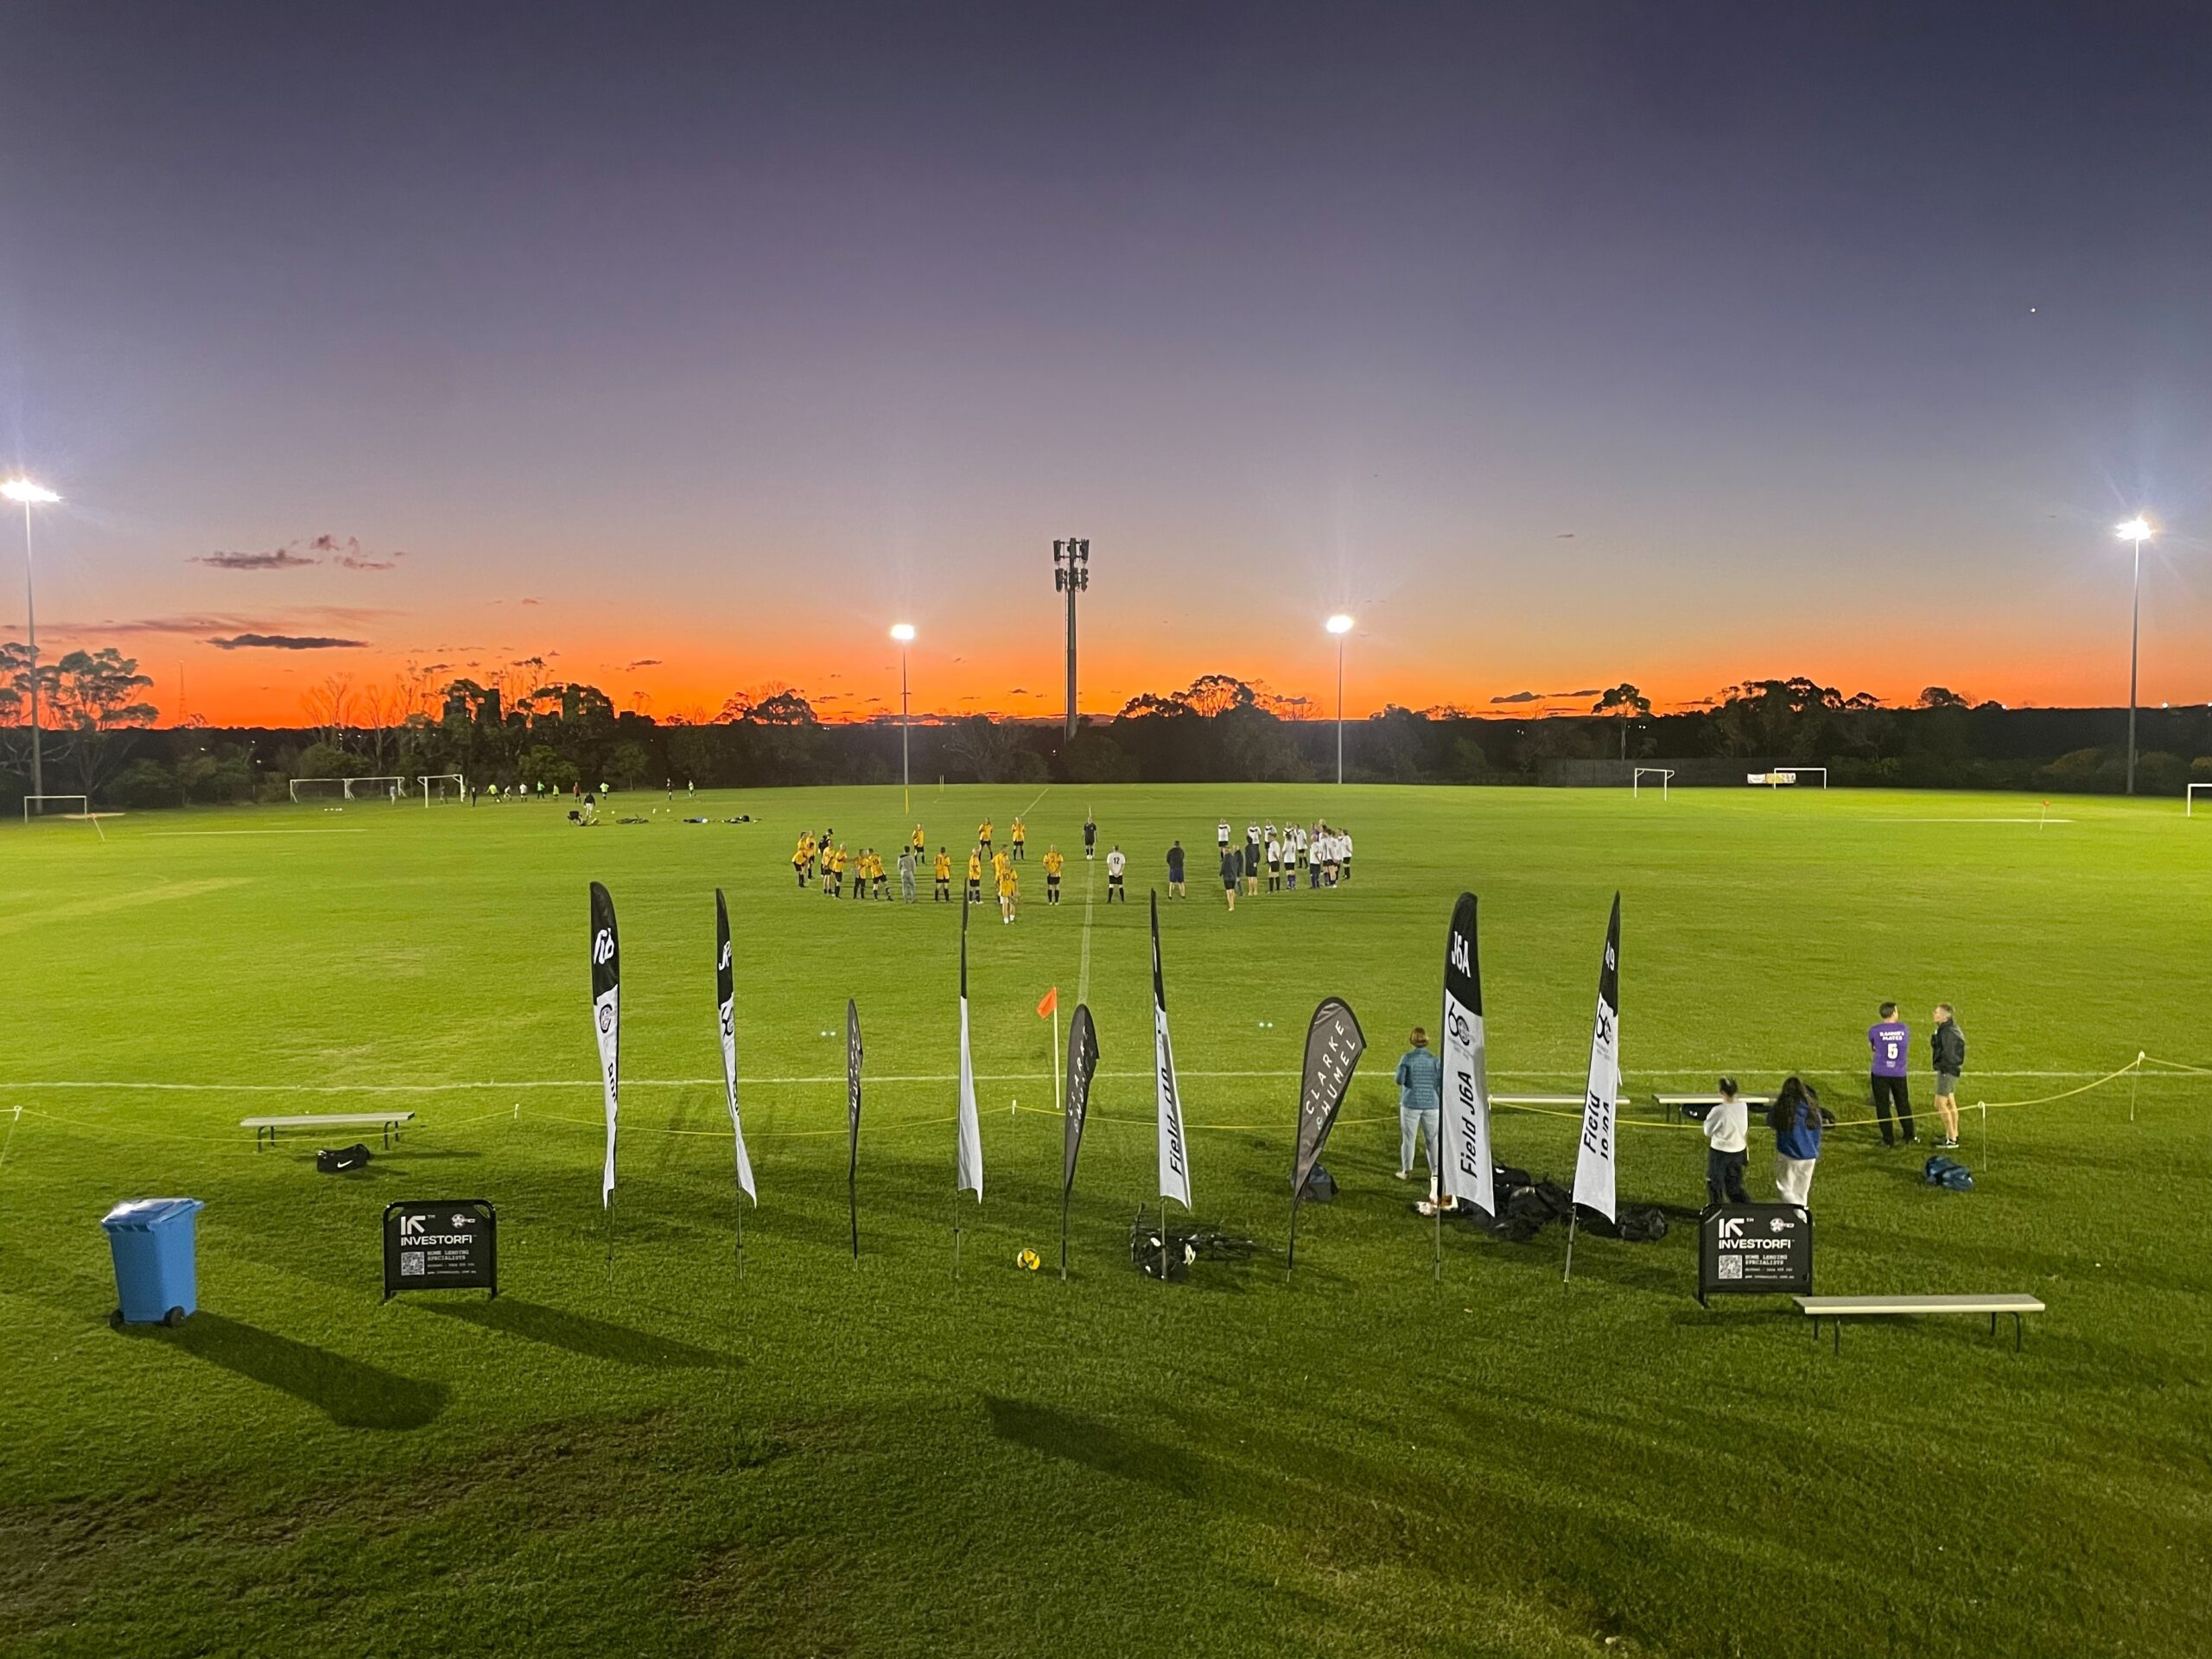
[3,2,2209,723]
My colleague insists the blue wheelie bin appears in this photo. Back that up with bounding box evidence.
[100,1198,205,1328]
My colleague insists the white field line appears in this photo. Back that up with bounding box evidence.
[0,1066,2134,1094]
[143,829,369,837]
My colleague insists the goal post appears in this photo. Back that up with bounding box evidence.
[1745,767,1827,789]
[418,773,466,805]
[23,793,92,823]
[289,776,408,804]
[1632,767,1675,800]
[2189,783,2212,817]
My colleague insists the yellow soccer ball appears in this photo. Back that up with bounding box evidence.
[1015,1248,1041,1272]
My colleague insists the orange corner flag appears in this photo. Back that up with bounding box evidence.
[1037,986,1058,1019]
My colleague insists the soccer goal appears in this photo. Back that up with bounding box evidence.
[2189,783,2212,817]
[1632,767,1675,800]
[289,776,407,804]
[418,773,466,806]
[23,794,92,823]
[1745,767,1827,789]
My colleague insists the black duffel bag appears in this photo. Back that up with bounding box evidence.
[316,1142,372,1174]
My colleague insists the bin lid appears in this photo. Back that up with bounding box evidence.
[100,1198,205,1231]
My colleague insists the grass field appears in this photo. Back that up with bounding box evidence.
[3,782,2209,1658]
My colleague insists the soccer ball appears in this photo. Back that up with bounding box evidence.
[1015,1249,1040,1272]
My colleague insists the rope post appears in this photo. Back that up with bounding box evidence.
[1979,1101,1989,1171]
[2130,1052,2144,1123]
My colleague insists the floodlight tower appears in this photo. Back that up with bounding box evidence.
[1325,613,1355,784]
[1052,538,1090,741]
[890,623,916,809]
[3,478,60,798]
[2116,517,2152,796]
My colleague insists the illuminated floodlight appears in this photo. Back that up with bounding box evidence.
[889,623,916,642]
[2115,517,2152,543]
[2,479,60,505]
[1325,613,1354,635]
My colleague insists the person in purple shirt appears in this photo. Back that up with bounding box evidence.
[1867,1001,1916,1147]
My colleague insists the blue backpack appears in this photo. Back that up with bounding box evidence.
[1923,1154,1974,1192]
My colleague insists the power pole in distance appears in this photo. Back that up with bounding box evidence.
[1053,537,1090,741]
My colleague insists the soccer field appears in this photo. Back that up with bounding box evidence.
[3,783,2207,1657]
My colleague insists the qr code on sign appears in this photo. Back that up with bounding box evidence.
[401,1251,425,1277]
[1717,1256,1743,1281]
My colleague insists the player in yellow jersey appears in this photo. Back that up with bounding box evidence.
[793,834,812,888]
[1009,816,1027,861]
[991,847,1010,886]
[933,847,952,902]
[1042,844,1065,905]
[966,847,983,905]
[977,817,993,856]
[912,823,926,860]
[997,860,1019,924]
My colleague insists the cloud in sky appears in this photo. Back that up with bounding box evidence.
[626,658,662,670]
[207,632,369,651]
[189,535,402,572]
[194,549,316,570]
[1491,690,1543,703]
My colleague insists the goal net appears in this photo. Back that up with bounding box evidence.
[23,793,92,823]
[418,773,466,805]
[1632,767,1675,800]
[2189,783,2212,817]
[1745,767,1827,788]
[289,776,407,804]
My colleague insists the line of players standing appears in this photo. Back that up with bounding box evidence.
[788,813,1112,922]
[1200,818,1351,911]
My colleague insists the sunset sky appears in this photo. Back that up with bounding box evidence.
[3,3,2209,728]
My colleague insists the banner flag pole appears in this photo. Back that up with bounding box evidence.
[715,889,757,1282]
[1437,893,1495,1281]
[846,998,862,1265]
[1058,1003,1099,1281]
[1151,893,1192,1273]
[589,881,621,1278]
[1287,996,1367,1275]
[1567,893,1623,1283]
[954,894,985,1274]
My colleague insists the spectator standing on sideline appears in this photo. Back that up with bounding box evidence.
[1166,840,1185,899]
[1868,1001,1916,1146]
[1105,844,1128,902]
[1768,1076,1823,1207]
[1395,1028,1444,1186]
[1220,842,1240,911]
[1930,1004,1966,1148]
[1702,1077,1751,1209]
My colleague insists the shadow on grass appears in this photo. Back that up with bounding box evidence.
[131,1313,448,1430]
[416,1298,738,1369]
[984,1395,1208,1501]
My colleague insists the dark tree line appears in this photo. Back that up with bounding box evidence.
[5,656,2208,810]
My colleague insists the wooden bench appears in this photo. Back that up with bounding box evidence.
[1658,1092,1770,1121]
[242,1111,415,1152]
[1795,1294,2044,1353]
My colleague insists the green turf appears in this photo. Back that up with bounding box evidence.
[2,784,2208,1658]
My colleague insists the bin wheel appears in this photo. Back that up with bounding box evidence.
[110,1309,124,1331]
[162,1306,187,1328]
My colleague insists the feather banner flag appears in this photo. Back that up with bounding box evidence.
[588,881,620,1209]
[1439,893,1494,1217]
[956,894,983,1198]
[715,889,756,1205]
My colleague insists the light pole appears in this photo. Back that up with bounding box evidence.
[1325,613,1354,785]
[1052,538,1090,741]
[3,479,60,799]
[2117,517,2152,796]
[890,623,915,810]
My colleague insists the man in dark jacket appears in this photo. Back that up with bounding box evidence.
[1930,1003,1966,1149]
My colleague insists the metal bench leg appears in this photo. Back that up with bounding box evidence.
[1833,1318,1840,1356]
[2014,1313,2023,1353]
[1991,1312,1997,1339]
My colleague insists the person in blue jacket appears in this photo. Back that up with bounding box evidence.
[1768,1075,1823,1209]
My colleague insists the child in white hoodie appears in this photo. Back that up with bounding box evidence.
[1703,1076,1751,1210]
